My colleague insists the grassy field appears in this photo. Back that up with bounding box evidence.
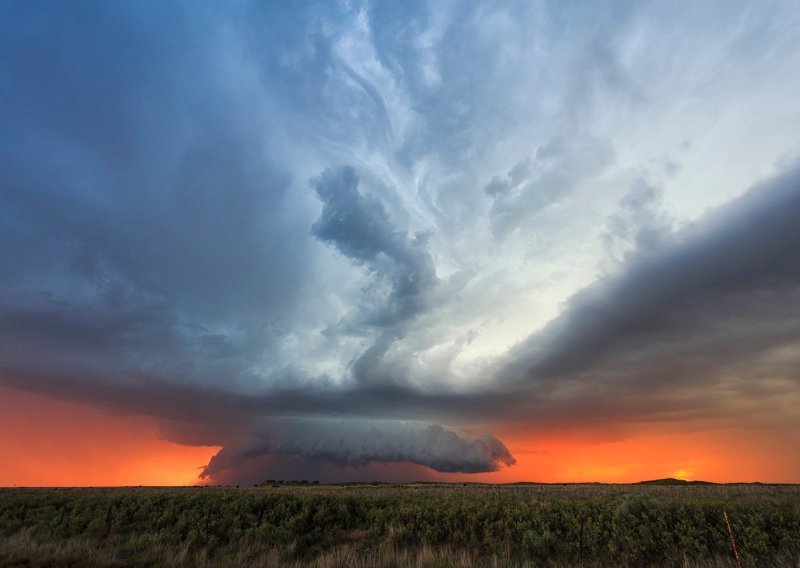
[1,483,799,567]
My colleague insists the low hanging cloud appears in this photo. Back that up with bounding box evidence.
[199,419,515,481]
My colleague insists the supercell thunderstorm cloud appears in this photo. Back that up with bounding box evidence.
[1,1,800,485]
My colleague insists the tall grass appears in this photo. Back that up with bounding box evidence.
[1,484,798,567]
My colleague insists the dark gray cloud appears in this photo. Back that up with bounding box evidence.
[0,1,319,394]
[200,419,514,481]
[198,454,444,485]
[495,162,800,427]
[311,166,438,330]
[310,166,442,388]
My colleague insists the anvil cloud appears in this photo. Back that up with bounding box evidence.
[2,0,800,483]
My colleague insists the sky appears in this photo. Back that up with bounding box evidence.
[1,0,800,486]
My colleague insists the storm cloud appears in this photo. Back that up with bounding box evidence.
[311,165,438,330]
[479,164,800,432]
[506,165,800,383]
[2,0,800,482]
[200,419,514,481]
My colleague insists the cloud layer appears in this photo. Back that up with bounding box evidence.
[2,0,800,482]
[200,419,514,481]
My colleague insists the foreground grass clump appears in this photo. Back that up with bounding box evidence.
[1,484,799,567]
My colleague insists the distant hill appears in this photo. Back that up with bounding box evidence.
[637,478,717,486]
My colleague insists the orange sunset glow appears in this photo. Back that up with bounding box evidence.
[3,382,799,486]
[473,429,800,485]
[0,387,218,487]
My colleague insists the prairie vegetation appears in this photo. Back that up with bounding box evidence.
[1,483,798,567]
